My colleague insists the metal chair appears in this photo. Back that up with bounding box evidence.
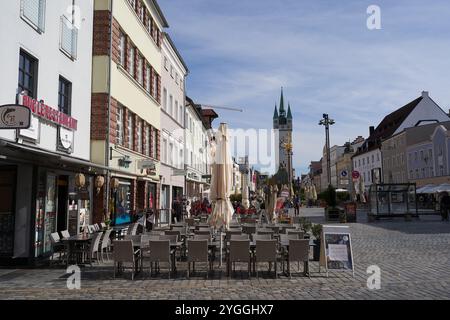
[60,230,71,239]
[49,232,66,265]
[242,225,256,236]
[283,239,310,279]
[256,228,274,236]
[165,230,181,242]
[186,240,211,279]
[113,240,140,280]
[254,240,279,278]
[280,234,300,242]
[227,240,251,278]
[281,226,297,234]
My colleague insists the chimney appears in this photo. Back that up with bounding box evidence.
[369,126,375,136]
[422,91,429,98]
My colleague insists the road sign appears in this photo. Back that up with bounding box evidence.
[341,170,348,177]
[352,170,360,179]
[0,104,31,129]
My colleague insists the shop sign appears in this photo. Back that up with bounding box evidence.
[0,104,31,129]
[19,115,40,141]
[57,126,74,153]
[138,159,156,170]
[19,94,78,130]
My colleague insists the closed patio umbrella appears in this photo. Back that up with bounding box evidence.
[208,123,234,230]
[312,184,318,201]
[242,173,250,209]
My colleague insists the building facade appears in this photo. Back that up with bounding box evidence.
[90,0,168,225]
[0,0,94,263]
[159,32,188,210]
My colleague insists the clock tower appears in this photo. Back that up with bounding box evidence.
[273,88,293,179]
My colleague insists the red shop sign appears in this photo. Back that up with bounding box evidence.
[19,95,78,131]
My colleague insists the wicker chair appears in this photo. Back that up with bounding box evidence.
[87,232,103,265]
[254,239,279,278]
[283,239,310,278]
[144,240,174,279]
[113,240,140,280]
[227,240,251,278]
[186,240,211,279]
[100,229,113,262]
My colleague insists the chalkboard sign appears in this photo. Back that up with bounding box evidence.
[319,225,355,277]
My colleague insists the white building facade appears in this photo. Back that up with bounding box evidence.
[160,33,188,210]
[0,0,94,263]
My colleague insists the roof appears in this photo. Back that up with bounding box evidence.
[273,105,278,119]
[163,32,189,73]
[150,0,169,28]
[404,120,450,146]
[287,103,292,119]
[353,96,423,156]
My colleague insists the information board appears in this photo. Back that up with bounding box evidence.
[319,225,355,277]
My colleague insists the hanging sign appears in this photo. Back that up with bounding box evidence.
[320,225,355,277]
[0,104,31,129]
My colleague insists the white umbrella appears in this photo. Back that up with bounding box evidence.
[336,188,348,193]
[242,173,250,209]
[267,185,278,223]
[312,184,318,201]
[209,123,234,230]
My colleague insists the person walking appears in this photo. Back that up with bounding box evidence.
[294,194,300,216]
[440,192,450,221]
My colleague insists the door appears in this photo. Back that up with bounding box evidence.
[0,167,16,257]
[57,176,69,232]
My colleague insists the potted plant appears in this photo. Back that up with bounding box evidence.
[311,223,323,261]
[299,217,312,237]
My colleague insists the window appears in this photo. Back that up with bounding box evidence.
[415,169,419,179]
[362,158,365,166]
[20,0,46,33]
[152,128,157,158]
[163,88,167,111]
[136,120,142,153]
[170,65,174,78]
[162,139,168,163]
[127,113,134,149]
[116,106,124,145]
[422,168,425,178]
[164,57,168,70]
[145,64,151,92]
[139,1,145,22]
[119,32,126,66]
[129,46,135,76]
[358,159,361,167]
[180,79,183,90]
[175,101,179,121]
[144,125,150,156]
[60,15,78,59]
[18,50,38,98]
[175,73,179,84]
[377,153,380,161]
[415,152,418,161]
[128,0,136,9]
[410,170,413,179]
[169,143,173,166]
[169,95,173,116]
[147,15,153,35]
[179,105,183,125]
[58,76,72,115]
[137,54,143,85]
[153,73,159,100]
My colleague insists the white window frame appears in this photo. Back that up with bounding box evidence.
[20,0,46,34]
[136,120,142,153]
[60,15,78,59]
[116,106,124,145]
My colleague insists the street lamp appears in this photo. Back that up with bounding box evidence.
[319,114,335,186]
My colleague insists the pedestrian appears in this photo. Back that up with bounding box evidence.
[440,192,450,221]
[294,193,300,216]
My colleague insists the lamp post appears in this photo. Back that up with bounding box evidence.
[319,114,335,187]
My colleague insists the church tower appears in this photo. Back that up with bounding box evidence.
[273,88,293,177]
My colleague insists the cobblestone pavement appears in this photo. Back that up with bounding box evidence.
[1,211,450,300]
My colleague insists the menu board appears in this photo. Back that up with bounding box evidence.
[320,225,354,277]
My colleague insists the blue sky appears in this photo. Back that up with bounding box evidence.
[158,0,450,175]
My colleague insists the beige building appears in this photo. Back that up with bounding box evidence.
[91,0,168,224]
[381,132,407,184]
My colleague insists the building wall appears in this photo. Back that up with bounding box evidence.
[352,148,382,189]
[381,132,407,184]
[0,0,94,160]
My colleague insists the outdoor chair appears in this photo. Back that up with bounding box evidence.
[252,233,272,241]
[242,225,256,235]
[280,234,300,242]
[125,235,142,243]
[195,229,212,236]
[128,223,139,236]
[49,232,66,265]
[267,226,280,234]
[287,230,304,239]
[185,218,195,227]
[283,239,310,279]
[231,234,249,240]
[186,240,211,279]
[194,234,211,241]
[60,230,70,239]
[100,229,113,262]
[281,226,297,234]
[165,230,181,241]
[147,231,164,236]
[227,240,251,278]
[87,232,103,266]
[225,230,242,242]
[256,228,274,236]
[254,240,279,278]
[113,240,141,280]
[144,240,174,279]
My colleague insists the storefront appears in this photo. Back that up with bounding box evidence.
[110,178,133,226]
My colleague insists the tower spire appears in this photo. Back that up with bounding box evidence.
[273,104,278,119]
[279,87,285,115]
[287,102,292,119]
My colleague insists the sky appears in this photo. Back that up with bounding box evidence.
[158,0,450,175]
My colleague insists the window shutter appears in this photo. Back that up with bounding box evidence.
[61,16,78,59]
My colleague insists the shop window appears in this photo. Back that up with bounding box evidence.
[18,50,38,98]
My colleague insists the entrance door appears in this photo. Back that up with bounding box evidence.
[0,167,17,258]
[57,176,69,232]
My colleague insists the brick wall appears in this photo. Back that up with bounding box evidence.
[156,129,161,161]
[91,94,117,143]
[111,18,121,64]
[93,10,111,56]
[130,179,137,214]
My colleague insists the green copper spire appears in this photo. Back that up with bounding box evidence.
[287,103,292,119]
[273,104,278,119]
[279,87,285,115]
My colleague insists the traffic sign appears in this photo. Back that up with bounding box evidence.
[341,170,348,177]
[0,104,31,130]
[352,170,360,179]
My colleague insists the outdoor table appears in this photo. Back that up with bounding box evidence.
[60,234,93,266]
